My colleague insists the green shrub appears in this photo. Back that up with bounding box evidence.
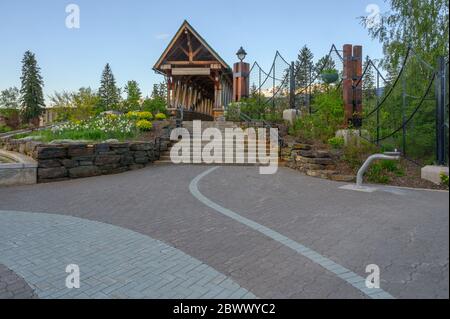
[342,141,379,169]
[239,96,266,120]
[155,113,166,120]
[142,97,166,115]
[136,119,153,131]
[290,88,344,143]
[138,111,153,120]
[441,172,449,187]
[126,111,153,121]
[366,162,390,184]
[365,159,405,184]
[0,124,12,133]
[328,136,345,149]
[225,103,241,122]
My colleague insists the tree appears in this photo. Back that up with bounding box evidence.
[360,0,448,163]
[362,55,376,100]
[72,87,99,120]
[142,97,166,114]
[0,87,20,109]
[361,0,449,70]
[294,46,314,89]
[20,51,45,123]
[315,55,336,77]
[123,80,142,111]
[98,63,120,111]
[50,88,100,121]
[151,82,167,100]
[49,91,74,109]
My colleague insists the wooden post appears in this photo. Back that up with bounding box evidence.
[343,44,354,127]
[174,81,180,108]
[233,62,250,102]
[353,45,363,128]
[181,84,187,109]
[166,76,172,109]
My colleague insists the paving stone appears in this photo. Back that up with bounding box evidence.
[0,264,38,299]
[0,211,256,299]
[0,165,447,299]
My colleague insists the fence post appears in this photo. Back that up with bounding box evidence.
[289,61,296,109]
[402,67,407,156]
[272,61,276,109]
[376,71,380,145]
[258,67,262,106]
[436,56,446,165]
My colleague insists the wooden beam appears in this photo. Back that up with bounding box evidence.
[192,46,202,59]
[167,61,219,65]
[185,29,194,62]
[172,68,211,76]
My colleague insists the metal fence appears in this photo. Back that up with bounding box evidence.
[246,44,448,166]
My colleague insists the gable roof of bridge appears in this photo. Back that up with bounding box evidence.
[153,20,231,73]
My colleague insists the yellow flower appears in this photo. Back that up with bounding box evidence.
[136,120,153,131]
[155,113,166,120]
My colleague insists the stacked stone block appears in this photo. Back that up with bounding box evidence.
[0,139,158,183]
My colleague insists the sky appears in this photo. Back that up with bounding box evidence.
[0,0,390,102]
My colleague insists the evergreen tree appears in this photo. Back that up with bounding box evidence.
[151,82,168,100]
[362,55,376,100]
[20,51,45,123]
[98,63,120,111]
[158,82,167,99]
[124,80,142,110]
[294,46,314,89]
[315,55,337,79]
[151,84,160,99]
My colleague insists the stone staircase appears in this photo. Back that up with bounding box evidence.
[155,121,277,166]
[284,142,355,182]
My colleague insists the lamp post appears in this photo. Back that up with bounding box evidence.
[233,47,250,102]
[236,47,247,62]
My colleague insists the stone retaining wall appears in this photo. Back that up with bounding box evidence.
[1,139,168,183]
[282,141,355,182]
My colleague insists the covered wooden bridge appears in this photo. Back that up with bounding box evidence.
[153,21,233,120]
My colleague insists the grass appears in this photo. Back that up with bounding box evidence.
[366,159,405,184]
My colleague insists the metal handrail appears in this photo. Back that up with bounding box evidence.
[239,111,283,159]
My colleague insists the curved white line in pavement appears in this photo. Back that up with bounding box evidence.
[189,167,395,299]
[0,210,256,299]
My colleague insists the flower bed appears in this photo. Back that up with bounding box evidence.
[13,112,169,143]
[0,112,174,183]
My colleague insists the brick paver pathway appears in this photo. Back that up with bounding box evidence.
[0,211,255,299]
[0,164,448,298]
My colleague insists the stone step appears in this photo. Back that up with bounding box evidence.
[154,160,270,166]
[158,155,275,161]
[158,151,276,157]
[164,150,277,156]
[300,163,337,171]
[290,143,312,151]
[329,174,356,182]
[296,156,334,165]
[295,150,331,158]
[306,170,337,179]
